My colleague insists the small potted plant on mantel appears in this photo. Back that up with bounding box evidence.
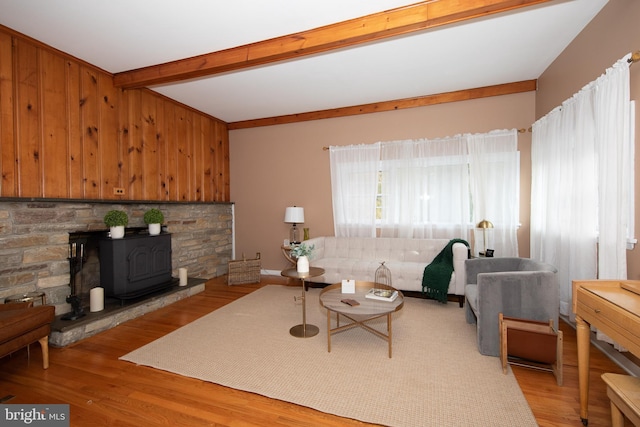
[143,208,164,236]
[290,243,315,273]
[103,209,128,239]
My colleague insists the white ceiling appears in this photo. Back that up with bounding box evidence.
[0,0,608,123]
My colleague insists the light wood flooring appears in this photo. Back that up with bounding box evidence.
[0,275,634,426]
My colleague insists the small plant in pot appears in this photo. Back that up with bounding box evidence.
[143,208,164,236]
[103,210,128,239]
[290,243,314,273]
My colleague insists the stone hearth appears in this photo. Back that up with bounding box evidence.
[0,200,233,316]
[49,278,206,347]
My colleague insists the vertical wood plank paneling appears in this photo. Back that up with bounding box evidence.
[118,88,130,199]
[80,66,100,199]
[188,111,198,201]
[210,119,220,202]
[211,118,223,200]
[0,33,17,197]
[40,49,69,198]
[176,107,190,201]
[212,119,226,202]
[15,39,41,196]
[217,120,231,201]
[210,119,229,202]
[201,117,212,201]
[164,101,177,200]
[127,90,143,199]
[155,96,168,200]
[0,27,230,203]
[192,114,203,201]
[170,104,184,201]
[141,91,159,200]
[66,59,83,199]
[160,101,172,200]
[99,74,120,199]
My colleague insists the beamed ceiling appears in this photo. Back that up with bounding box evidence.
[0,0,608,128]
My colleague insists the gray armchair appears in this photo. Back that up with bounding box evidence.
[464,257,559,356]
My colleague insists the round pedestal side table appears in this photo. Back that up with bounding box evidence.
[280,267,325,338]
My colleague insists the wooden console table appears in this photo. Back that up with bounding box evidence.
[572,280,640,426]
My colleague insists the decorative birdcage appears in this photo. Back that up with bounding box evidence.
[373,261,393,297]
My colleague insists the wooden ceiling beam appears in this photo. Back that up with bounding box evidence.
[114,0,552,89]
[227,80,537,129]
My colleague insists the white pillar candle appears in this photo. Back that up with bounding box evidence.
[90,287,104,312]
[179,267,188,286]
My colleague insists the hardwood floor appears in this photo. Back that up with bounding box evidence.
[0,275,634,426]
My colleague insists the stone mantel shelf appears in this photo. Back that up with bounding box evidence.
[0,197,233,205]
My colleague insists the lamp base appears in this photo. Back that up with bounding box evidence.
[290,323,319,338]
[290,224,301,245]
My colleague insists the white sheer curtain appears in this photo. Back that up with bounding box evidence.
[468,129,520,256]
[378,136,471,239]
[329,143,380,237]
[531,54,633,317]
[595,56,633,279]
[531,96,599,316]
[329,129,520,249]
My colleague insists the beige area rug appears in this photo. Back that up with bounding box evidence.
[120,285,537,427]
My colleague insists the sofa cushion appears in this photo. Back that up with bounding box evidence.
[311,258,382,280]
[321,237,451,263]
[465,284,478,313]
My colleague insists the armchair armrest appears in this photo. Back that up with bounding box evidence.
[465,257,528,284]
[451,242,469,295]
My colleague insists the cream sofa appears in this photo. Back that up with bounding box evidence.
[303,236,468,303]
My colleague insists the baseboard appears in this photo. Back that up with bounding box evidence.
[262,269,282,276]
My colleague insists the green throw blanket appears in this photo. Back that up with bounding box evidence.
[422,239,469,303]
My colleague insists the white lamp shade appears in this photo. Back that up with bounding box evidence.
[284,206,304,224]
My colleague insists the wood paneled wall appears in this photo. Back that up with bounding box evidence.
[0,28,229,202]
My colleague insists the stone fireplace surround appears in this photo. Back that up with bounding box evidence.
[0,200,233,345]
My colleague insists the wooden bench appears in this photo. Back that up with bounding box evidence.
[0,302,55,369]
[601,373,640,426]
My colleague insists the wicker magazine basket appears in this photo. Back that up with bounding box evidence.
[228,253,261,285]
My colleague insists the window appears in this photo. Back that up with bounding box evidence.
[331,129,520,255]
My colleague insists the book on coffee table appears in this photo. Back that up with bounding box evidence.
[365,288,398,302]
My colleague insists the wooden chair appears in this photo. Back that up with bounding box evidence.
[0,302,55,369]
[499,313,563,386]
[601,373,640,427]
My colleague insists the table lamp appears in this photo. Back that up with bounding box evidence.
[476,219,494,256]
[284,206,304,244]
